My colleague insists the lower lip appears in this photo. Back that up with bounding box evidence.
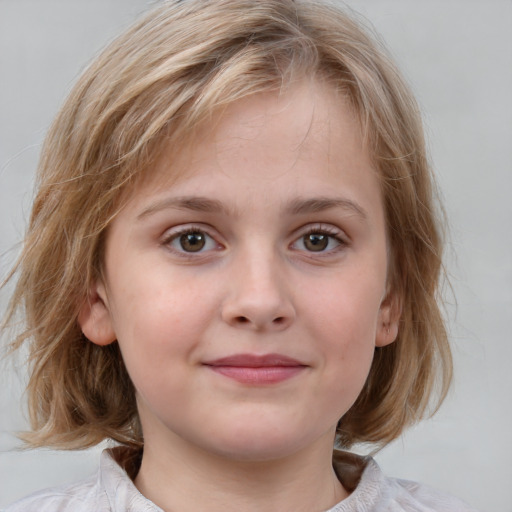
[207,365,306,384]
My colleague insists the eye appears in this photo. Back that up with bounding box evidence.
[292,227,345,253]
[302,233,331,252]
[164,228,219,254]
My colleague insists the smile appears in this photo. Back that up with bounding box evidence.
[203,353,308,385]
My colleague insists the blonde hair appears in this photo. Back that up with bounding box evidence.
[2,0,451,450]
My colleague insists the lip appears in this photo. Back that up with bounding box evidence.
[203,353,308,385]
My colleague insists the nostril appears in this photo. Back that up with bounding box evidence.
[235,316,249,324]
[273,317,285,324]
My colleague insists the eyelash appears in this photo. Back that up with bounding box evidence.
[291,226,347,255]
[161,224,347,257]
[161,226,220,257]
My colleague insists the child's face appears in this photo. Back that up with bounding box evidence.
[81,79,397,461]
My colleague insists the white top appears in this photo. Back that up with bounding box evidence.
[3,448,479,511]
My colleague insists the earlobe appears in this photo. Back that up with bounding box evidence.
[375,320,399,347]
[78,281,116,346]
[375,292,401,348]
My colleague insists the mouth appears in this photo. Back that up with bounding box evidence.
[203,353,308,385]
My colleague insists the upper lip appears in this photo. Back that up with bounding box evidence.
[203,353,306,367]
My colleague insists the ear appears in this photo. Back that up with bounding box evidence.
[78,281,116,346]
[375,290,402,348]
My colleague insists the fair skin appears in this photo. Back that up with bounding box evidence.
[79,79,399,512]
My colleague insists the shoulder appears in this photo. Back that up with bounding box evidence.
[2,476,102,512]
[382,475,480,511]
[2,448,161,512]
[331,451,480,512]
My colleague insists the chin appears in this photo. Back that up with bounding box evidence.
[200,424,324,463]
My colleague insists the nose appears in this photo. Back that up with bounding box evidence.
[221,250,296,332]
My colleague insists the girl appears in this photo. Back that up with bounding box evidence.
[1,0,479,510]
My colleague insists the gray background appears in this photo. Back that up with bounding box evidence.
[1,1,511,510]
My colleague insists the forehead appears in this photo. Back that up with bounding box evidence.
[135,79,371,200]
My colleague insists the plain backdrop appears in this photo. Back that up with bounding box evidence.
[1,1,511,510]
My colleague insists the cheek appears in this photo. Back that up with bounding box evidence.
[319,316,377,423]
[309,268,384,342]
[109,260,208,339]
[106,266,219,387]
[305,268,384,394]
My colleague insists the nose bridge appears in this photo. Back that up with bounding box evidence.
[222,238,295,330]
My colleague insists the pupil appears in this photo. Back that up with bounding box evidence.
[180,232,205,252]
[304,233,328,251]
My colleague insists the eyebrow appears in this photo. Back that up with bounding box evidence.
[287,197,368,220]
[136,195,368,221]
[137,196,227,219]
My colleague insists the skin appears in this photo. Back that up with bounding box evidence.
[79,79,399,512]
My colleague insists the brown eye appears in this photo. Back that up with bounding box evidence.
[166,228,219,255]
[179,232,206,252]
[303,233,329,251]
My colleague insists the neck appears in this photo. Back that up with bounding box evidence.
[134,431,348,512]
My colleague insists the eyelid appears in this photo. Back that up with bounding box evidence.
[295,223,348,241]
